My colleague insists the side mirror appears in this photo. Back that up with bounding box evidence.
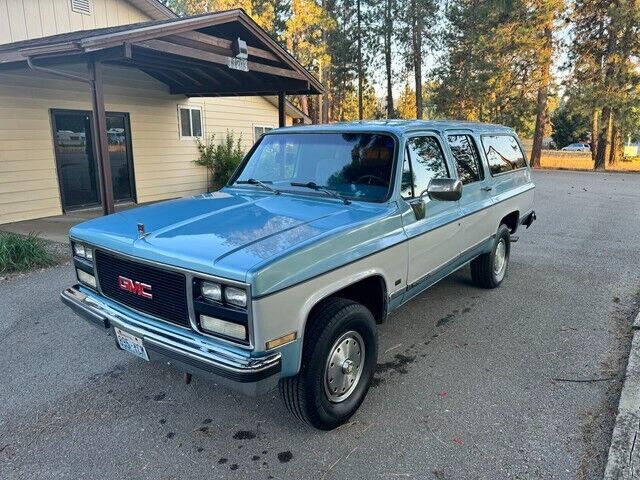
[423,178,463,202]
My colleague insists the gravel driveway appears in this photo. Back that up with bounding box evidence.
[1,170,639,480]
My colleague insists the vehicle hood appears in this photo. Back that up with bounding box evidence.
[70,189,404,292]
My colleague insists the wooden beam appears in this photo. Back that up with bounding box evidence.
[278,92,286,127]
[80,10,242,51]
[171,79,310,96]
[131,49,242,86]
[135,39,307,81]
[169,31,279,62]
[139,68,187,89]
[88,60,114,215]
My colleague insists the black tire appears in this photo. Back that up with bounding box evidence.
[470,224,511,289]
[279,297,377,430]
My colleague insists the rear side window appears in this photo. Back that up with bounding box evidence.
[482,135,527,175]
[402,136,449,198]
[447,135,483,184]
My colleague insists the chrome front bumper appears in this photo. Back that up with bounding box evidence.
[61,286,281,396]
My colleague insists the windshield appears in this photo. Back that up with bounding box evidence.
[232,133,396,202]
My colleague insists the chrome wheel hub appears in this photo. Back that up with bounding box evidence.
[493,238,507,281]
[324,331,365,403]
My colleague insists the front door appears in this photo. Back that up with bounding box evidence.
[52,110,136,211]
[401,134,462,295]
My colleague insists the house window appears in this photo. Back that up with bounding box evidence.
[71,0,92,15]
[178,106,203,139]
[253,125,273,142]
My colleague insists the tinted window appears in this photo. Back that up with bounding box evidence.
[482,135,527,175]
[234,133,396,202]
[402,136,449,198]
[447,135,483,184]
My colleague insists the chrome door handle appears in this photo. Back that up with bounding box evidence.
[481,186,493,192]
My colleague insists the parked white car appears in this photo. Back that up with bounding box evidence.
[561,143,591,152]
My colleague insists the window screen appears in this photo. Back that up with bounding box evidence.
[482,135,527,175]
[447,135,483,184]
[402,136,449,198]
[190,109,202,137]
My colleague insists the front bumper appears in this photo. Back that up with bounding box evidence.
[61,285,281,396]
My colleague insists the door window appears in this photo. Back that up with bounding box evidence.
[53,112,99,209]
[107,114,135,202]
[402,136,450,198]
[481,135,527,175]
[447,135,483,184]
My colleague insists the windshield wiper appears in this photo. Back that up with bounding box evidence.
[290,182,351,205]
[236,178,280,195]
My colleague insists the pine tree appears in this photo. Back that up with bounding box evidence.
[568,0,640,169]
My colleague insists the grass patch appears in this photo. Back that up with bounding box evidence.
[0,232,57,274]
[539,151,640,171]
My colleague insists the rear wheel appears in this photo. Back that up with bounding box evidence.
[279,297,377,430]
[470,224,511,288]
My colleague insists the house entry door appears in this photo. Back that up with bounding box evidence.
[52,110,136,211]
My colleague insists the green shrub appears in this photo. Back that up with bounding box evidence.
[194,131,245,191]
[0,232,56,274]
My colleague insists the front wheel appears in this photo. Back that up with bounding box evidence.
[470,224,511,288]
[279,297,377,430]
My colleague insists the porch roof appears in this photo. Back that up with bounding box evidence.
[0,9,323,97]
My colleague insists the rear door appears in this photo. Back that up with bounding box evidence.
[445,132,495,252]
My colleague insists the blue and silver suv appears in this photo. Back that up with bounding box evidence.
[62,120,535,430]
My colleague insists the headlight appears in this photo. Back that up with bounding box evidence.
[73,243,85,257]
[76,268,97,289]
[73,242,93,262]
[200,315,246,340]
[201,281,222,302]
[224,286,247,307]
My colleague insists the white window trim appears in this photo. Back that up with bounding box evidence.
[178,105,204,140]
[253,124,274,142]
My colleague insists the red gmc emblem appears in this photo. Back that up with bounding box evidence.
[118,275,153,299]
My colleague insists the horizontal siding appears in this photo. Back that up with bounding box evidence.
[0,65,290,225]
[0,0,152,45]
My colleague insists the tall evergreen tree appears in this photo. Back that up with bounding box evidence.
[432,0,542,134]
[568,0,640,169]
[530,0,563,168]
[397,0,437,118]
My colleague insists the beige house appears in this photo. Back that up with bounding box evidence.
[0,0,318,225]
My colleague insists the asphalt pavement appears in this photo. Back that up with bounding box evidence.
[1,170,639,480]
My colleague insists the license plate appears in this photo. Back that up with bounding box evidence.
[114,327,149,361]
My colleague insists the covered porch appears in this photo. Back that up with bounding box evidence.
[0,9,322,218]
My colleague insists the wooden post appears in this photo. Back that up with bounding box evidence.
[278,92,286,128]
[89,59,115,215]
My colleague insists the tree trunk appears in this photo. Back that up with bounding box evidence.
[530,24,553,169]
[595,106,612,170]
[609,113,622,166]
[320,0,329,124]
[590,109,599,164]
[357,0,363,120]
[384,0,394,118]
[412,0,423,119]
